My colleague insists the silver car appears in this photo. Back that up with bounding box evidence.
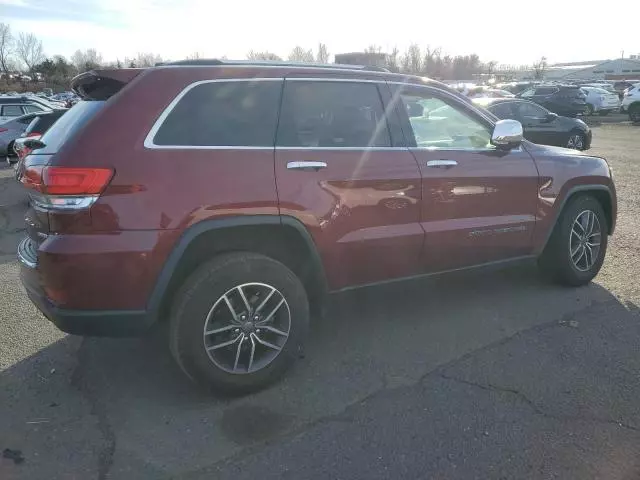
[0,113,38,162]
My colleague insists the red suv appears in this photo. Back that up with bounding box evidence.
[17,60,617,393]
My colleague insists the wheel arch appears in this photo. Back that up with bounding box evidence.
[147,215,328,322]
[540,185,615,253]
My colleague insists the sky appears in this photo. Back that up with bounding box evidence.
[1,0,638,66]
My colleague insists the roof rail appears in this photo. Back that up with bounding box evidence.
[156,58,390,73]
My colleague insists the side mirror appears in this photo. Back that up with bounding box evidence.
[491,119,523,149]
[544,112,558,123]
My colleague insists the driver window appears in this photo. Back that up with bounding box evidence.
[400,93,492,150]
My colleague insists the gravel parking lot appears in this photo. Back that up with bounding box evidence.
[1,122,639,479]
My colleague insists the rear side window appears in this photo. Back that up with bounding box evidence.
[535,87,558,95]
[152,80,282,147]
[37,101,103,154]
[560,88,583,98]
[27,114,61,134]
[2,105,23,116]
[277,81,391,148]
[488,102,515,119]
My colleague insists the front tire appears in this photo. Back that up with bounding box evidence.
[584,104,594,116]
[538,195,608,286]
[566,131,586,150]
[169,252,309,394]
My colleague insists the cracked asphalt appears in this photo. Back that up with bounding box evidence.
[1,123,640,479]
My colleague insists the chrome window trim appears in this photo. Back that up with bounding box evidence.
[144,76,509,152]
[145,77,394,150]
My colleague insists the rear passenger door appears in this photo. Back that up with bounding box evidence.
[274,78,424,290]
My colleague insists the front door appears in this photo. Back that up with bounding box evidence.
[274,78,424,290]
[390,84,539,272]
[513,101,559,146]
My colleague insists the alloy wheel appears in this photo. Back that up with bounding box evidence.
[202,283,291,374]
[569,210,601,272]
[567,134,584,150]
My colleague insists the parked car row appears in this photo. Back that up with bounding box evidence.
[581,86,621,116]
[473,98,591,150]
[620,83,640,122]
[1,109,67,164]
[470,80,640,122]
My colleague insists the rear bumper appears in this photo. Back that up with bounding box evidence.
[18,234,160,337]
[585,130,593,150]
[21,262,154,337]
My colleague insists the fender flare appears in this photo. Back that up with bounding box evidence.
[146,215,327,316]
[540,184,615,252]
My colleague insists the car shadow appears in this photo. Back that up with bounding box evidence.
[2,259,637,478]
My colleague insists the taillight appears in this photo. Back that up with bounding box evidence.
[20,166,114,210]
[0,127,7,133]
[21,165,44,192]
[43,167,113,195]
[18,147,32,160]
[26,132,41,138]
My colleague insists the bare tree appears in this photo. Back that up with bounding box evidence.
[533,56,547,80]
[288,46,314,63]
[316,43,330,63]
[364,44,382,55]
[401,44,422,74]
[186,52,203,60]
[247,50,282,61]
[386,47,400,72]
[0,23,14,74]
[71,48,103,71]
[484,60,498,75]
[15,32,44,72]
[134,52,162,67]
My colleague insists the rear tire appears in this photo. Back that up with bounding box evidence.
[169,252,309,395]
[538,195,608,286]
[584,104,594,116]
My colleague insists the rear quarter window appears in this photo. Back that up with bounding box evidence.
[151,80,283,147]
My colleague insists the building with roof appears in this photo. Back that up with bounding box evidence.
[507,57,640,81]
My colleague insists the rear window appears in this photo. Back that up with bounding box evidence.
[151,80,283,147]
[27,112,65,134]
[36,101,103,154]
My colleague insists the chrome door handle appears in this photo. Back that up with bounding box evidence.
[426,160,458,168]
[287,161,327,171]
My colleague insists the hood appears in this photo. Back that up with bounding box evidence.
[524,141,606,163]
